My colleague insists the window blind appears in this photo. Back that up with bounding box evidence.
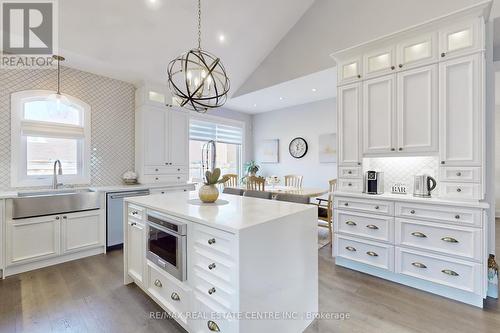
[189,119,243,145]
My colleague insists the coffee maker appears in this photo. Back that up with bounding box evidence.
[364,171,384,195]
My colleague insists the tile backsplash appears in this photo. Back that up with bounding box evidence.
[0,66,135,190]
[364,156,439,194]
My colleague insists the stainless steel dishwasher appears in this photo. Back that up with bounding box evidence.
[106,189,150,250]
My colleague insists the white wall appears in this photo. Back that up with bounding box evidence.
[252,98,336,188]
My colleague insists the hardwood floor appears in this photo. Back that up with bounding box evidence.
[1,224,499,333]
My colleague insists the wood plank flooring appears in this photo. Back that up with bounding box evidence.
[1,224,499,333]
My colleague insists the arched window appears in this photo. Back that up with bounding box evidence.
[11,90,91,187]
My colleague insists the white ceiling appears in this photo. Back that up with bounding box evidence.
[58,0,314,95]
[225,67,337,114]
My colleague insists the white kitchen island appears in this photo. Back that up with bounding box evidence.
[123,192,318,333]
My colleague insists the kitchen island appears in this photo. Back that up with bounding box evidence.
[123,192,318,333]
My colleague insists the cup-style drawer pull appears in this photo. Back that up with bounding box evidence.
[366,224,379,230]
[441,237,459,243]
[208,287,216,295]
[411,231,427,238]
[441,269,459,277]
[130,222,137,226]
[410,210,416,214]
[345,220,357,226]
[412,262,427,269]
[366,251,378,257]
[207,320,220,332]
[456,172,462,177]
[208,263,216,270]
[345,246,356,252]
[208,238,216,245]
[455,215,460,219]
[131,211,138,215]
[348,183,352,186]
[171,292,180,301]
[154,279,162,288]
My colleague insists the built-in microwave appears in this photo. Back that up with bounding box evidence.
[146,211,187,281]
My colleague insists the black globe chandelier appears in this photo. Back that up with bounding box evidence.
[167,0,230,113]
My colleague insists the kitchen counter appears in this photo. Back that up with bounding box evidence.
[334,191,490,209]
[125,191,316,233]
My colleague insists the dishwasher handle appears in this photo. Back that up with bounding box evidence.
[109,191,150,199]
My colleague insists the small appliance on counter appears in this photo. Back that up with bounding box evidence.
[364,170,384,195]
[413,174,437,198]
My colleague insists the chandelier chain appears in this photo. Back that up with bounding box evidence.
[197,0,201,49]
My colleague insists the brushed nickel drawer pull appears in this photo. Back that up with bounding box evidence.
[412,262,427,269]
[208,287,216,295]
[411,231,427,238]
[441,237,459,243]
[208,238,216,245]
[366,251,378,257]
[154,279,162,288]
[345,246,356,252]
[366,224,379,230]
[208,263,216,270]
[374,206,379,210]
[456,172,462,177]
[456,188,462,193]
[410,210,416,214]
[441,269,459,277]
[170,292,180,301]
[455,215,460,219]
[347,170,352,174]
[344,202,349,207]
[345,220,357,226]
[207,320,220,332]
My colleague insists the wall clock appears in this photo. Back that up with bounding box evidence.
[289,137,308,158]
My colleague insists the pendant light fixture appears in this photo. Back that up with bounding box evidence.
[167,0,230,113]
[48,55,69,107]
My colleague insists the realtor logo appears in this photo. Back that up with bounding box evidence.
[1,0,58,68]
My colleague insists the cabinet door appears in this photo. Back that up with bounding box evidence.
[169,110,189,166]
[127,220,145,284]
[338,57,362,85]
[62,211,101,253]
[338,83,361,165]
[363,46,396,79]
[439,19,482,60]
[7,216,60,265]
[363,75,396,155]
[144,108,167,166]
[397,65,438,153]
[397,32,438,70]
[439,54,482,166]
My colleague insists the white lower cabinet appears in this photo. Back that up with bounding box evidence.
[334,195,487,307]
[127,219,145,285]
[62,211,101,253]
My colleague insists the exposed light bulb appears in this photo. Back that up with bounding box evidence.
[219,34,225,42]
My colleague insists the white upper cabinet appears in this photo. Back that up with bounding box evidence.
[338,83,362,166]
[363,75,396,155]
[397,65,438,154]
[337,57,363,85]
[439,54,482,166]
[143,107,168,167]
[439,19,482,60]
[168,110,189,166]
[396,32,438,70]
[363,46,396,79]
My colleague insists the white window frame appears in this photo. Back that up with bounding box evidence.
[11,90,91,187]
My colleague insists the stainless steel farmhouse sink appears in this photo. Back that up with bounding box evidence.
[12,189,100,219]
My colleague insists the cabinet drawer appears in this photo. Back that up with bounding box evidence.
[193,247,236,287]
[337,179,363,193]
[395,247,482,294]
[439,182,482,200]
[145,166,188,175]
[439,167,481,182]
[147,262,190,317]
[339,167,362,178]
[395,202,481,227]
[128,204,144,220]
[194,225,235,258]
[141,174,188,184]
[192,269,235,311]
[336,197,394,216]
[395,219,481,261]
[192,295,237,333]
[334,235,394,271]
[336,210,394,243]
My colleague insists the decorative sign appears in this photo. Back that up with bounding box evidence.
[319,133,337,163]
[391,182,408,194]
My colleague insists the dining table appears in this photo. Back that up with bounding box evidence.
[231,185,328,198]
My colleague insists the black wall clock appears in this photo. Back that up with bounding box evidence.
[289,137,308,158]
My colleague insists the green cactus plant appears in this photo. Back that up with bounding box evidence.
[204,168,229,186]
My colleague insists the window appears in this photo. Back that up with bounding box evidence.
[11,90,91,187]
[189,118,244,183]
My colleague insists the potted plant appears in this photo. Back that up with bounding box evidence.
[198,168,229,203]
[244,160,260,176]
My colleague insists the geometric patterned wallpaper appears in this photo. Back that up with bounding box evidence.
[0,66,135,190]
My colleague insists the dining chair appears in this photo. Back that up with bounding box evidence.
[274,193,309,204]
[222,173,239,188]
[284,175,303,188]
[313,179,337,244]
[243,190,272,200]
[223,187,244,196]
[246,176,265,191]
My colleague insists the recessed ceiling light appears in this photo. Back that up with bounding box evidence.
[253,103,257,107]
[219,34,226,42]
[312,88,317,92]
[279,97,283,100]
[146,0,161,9]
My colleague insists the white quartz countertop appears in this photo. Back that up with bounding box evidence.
[334,191,490,209]
[125,192,316,233]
